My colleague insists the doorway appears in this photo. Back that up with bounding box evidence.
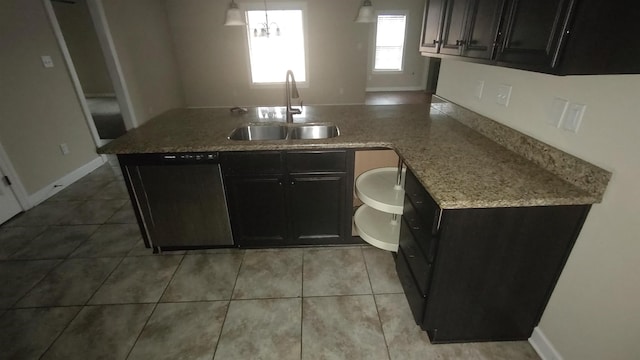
[49,0,127,144]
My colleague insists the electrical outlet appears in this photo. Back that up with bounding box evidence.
[496,84,512,106]
[547,97,569,127]
[59,143,70,155]
[561,103,586,133]
[41,55,54,68]
[474,80,484,99]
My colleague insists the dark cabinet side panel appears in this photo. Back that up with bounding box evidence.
[424,205,590,342]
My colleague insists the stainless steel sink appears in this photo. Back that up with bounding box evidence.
[289,124,340,139]
[228,124,288,140]
[228,123,339,141]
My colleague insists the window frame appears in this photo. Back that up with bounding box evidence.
[242,1,310,89]
[372,10,409,74]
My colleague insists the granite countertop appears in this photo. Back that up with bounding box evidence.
[99,103,609,209]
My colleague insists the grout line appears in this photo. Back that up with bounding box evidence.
[124,253,186,359]
[300,250,305,360]
[211,248,246,360]
[361,247,393,360]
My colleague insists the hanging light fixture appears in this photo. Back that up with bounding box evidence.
[253,0,280,37]
[224,0,245,26]
[355,0,375,23]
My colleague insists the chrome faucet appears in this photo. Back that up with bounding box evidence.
[285,70,302,123]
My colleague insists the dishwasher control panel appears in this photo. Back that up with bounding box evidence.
[161,152,219,162]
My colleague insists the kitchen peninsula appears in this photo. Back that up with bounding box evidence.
[99,99,610,343]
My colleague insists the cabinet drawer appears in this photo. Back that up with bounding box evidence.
[221,151,283,175]
[286,151,346,173]
[399,218,433,295]
[396,247,427,326]
[404,170,440,236]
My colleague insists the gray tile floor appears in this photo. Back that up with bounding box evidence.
[0,163,540,359]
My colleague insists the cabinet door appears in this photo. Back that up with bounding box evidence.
[136,164,233,248]
[462,0,505,59]
[495,0,572,69]
[288,174,347,245]
[226,176,288,246]
[439,0,472,56]
[420,0,448,53]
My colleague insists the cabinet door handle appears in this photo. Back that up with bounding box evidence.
[455,40,465,46]
[278,180,283,186]
[290,180,295,185]
[432,39,440,45]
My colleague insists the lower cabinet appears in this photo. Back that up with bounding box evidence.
[397,167,591,343]
[222,150,355,247]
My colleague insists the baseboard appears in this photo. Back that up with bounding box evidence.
[83,93,117,98]
[365,86,426,92]
[28,156,106,206]
[529,327,564,360]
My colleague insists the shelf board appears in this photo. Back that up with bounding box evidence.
[355,167,405,214]
[354,204,399,252]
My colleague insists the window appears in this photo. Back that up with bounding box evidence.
[246,8,306,84]
[374,14,407,71]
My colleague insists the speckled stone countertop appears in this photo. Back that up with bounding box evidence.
[99,103,609,209]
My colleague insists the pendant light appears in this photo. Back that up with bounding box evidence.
[355,0,375,23]
[224,0,245,26]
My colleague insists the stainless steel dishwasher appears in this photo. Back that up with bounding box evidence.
[122,152,233,252]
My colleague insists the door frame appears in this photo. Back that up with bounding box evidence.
[43,0,138,148]
[0,141,31,210]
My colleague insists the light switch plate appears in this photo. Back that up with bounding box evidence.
[496,84,512,106]
[41,55,54,68]
[561,103,586,133]
[474,80,484,99]
[548,97,569,127]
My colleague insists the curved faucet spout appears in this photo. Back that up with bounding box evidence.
[285,70,302,123]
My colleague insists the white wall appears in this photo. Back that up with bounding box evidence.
[0,0,100,195]
[166,0,371,106]
[101,0,185,124]
[437,60,640,360]
[365,0,429,91]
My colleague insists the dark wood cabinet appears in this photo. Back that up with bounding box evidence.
[289,174,347,245]
[222,150,355,247]
[419,0,447,53]
[396,168,591,342]
[494,0,571,69]
[225,176,288,246]
[439,0,473,56]
[462,0,504,59]
[421,0,505,59]
[419,0,640,74]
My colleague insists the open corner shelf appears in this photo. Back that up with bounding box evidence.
[354,166,405,252]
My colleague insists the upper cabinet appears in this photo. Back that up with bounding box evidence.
[419,0,640,75]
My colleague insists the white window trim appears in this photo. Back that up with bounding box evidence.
[241,1,310,89]
[372,10,409,74]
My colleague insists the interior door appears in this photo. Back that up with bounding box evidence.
[0,169,22,224]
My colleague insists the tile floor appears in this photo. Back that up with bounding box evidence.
[0,162,540,359]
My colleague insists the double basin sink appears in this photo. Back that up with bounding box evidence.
[229,123,339,141]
